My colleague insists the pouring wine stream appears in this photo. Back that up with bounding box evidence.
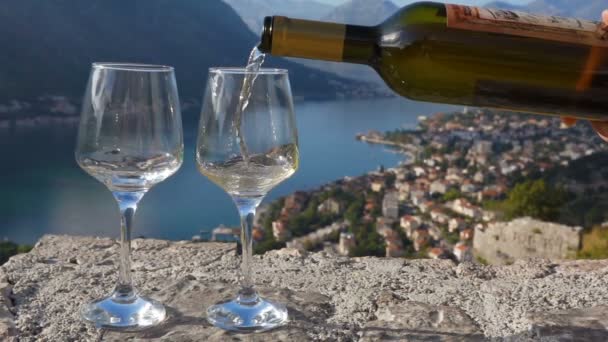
[235,46,266,164]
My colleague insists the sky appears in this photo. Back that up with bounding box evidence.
[316,0,532,6]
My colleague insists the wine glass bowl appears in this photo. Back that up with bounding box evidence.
[76,63,183,329]
[197,68,298,332]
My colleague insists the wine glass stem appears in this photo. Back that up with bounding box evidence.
[234,196,263,303]
[112,191,145,300]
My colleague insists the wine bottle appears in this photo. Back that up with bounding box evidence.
[258,2,608,120]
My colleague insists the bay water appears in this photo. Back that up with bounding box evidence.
[1,98,455,244]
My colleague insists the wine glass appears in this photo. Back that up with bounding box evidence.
[75,63,183,329]
[196,68,299,332]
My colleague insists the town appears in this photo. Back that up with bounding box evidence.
[203,108,607,264]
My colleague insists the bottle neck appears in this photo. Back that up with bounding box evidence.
[259,16,377,65]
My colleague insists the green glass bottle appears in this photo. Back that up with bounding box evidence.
[258,2,608,120]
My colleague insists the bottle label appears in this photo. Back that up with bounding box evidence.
[446,4,608,47]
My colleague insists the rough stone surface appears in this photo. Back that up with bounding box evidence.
[3,235,608,341]
[474,217,582,265]
[0,268,17,342]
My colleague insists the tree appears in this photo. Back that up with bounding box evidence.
[345,198,365,225]
[0,241,32,265]
[503,179,568,221]
[442,188,462,202]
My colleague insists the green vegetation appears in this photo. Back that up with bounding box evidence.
[577,226,608,259]
[442,188,462,202]
[0,241,32,265]
[350,223,385,257]
[254,239,285,255]
[384,129,415,144]
[476,256,489,265]
[396,224,416,258]
[342,191,386,257]
[416,246,430,259]
[256,199,285,255]
[344,197,365,225]
[486,152,608,229]
[499,179,568,222]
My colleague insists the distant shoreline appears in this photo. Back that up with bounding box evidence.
[356,134,417,164]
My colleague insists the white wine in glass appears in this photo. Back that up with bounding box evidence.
[197,67,299,332]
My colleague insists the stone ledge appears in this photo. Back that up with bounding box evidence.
[2,235,608,341]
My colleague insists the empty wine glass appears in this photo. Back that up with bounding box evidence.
[76,63,183,329]
[197,68,299,332]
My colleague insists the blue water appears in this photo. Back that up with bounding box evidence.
[1,98,454,244]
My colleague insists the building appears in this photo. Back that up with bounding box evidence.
[474,140,493,155]
[410,190,426,206]
[272,219,291,242]
[318,198,342,215]
[371,180,385,192]
[397,181,412,192]
[453,242,473,263]
[482,211,496,222]
[288,222,348,252]
[460,182,477,194]
[430,181,448,195]
[473,218,583,265]
[473,171,485,183]
[384,229,405,257]
[430,209,449,225]
[283,191,308,214]
[364,201,376,214]
[386,239,405,258]
[211,225,240,242]
[449,218,465,233]
[382,191,400,220]
[418,201,434,214]
[376,219,393,237]
[428,226,442,240]
[414,236,429,252]
[400,215,420,237]
[413,227,429,240]
[413,228,430,251]
[460,229,474,241]
[428,248,447,260]
[252,226,265,242]
[450,199,482,219]
[396,181,411,197]
[338,232,356,256]
[413,166,426,177]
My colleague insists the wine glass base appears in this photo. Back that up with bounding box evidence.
[81,293,166,330]
[207,295,288,333]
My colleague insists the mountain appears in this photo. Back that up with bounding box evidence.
[0,0,374,106]
[291,0,399,88]
[322,0,398,26]
[222,0,333,33]
[485,0,608,20]
[526,0,608,20]
[483,1,528,11]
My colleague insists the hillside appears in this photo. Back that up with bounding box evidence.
[486,0,608,20]
[322,0,398,26]
[292,0,399,88]
[222,0,333,33]
[0,0,373,105]
[517,151,608,228]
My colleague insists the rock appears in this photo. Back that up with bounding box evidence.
[529,306,608,341]
[0,269,17,341]
[3,234,608,341]
[474,218,582,265]
[361,291,484,341]
[267,247,308,258]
